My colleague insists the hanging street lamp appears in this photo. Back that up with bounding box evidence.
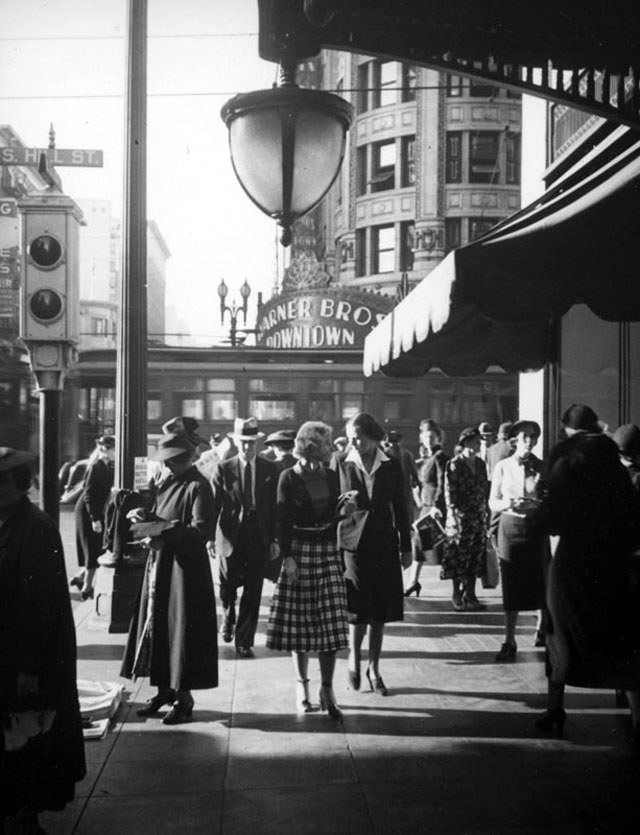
[221,61,352,246]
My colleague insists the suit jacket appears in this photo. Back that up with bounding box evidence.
[341,454,412,554]
[211,454,277,559]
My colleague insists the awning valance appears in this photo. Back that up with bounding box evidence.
[364,127,640,377]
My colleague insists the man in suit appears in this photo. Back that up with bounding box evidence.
[209,417,278,658]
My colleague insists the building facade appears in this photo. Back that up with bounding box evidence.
[297,54,522,299]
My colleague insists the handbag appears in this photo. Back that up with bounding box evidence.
[481,536,500,589]
[337,509,369,552]
[412,515,447,565]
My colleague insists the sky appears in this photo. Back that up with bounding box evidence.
[0,0,549,343]
[0,0,283,343]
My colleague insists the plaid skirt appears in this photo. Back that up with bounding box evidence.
[266,535,349,653]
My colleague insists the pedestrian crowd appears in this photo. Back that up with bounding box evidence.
[2,402,640,831]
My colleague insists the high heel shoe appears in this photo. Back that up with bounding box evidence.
[69,575,84,590]
[535,707,566,739]
[404,582,422,598]
[347,667,361,691]
[136,690,176,717]
[163,693,194,725]
[318,684,342,720]
[365,668,389,696]
[296,679,313,713]
[80,587,95,601]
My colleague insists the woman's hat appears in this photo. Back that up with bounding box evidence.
[477,421,494,437]
[230,417,264,441]
[508,420,541,440]
[96,435,115,449]
[613,423,640,456]
[0,447,37,472]
[161,416,207,446]
[152,433,196,462]
[458,426,480,446]
[561,404,601,433]
[265,429,295,446]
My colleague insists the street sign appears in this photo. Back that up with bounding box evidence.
[0,147,103,167]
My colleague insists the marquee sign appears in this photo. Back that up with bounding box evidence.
[257,287,394,350]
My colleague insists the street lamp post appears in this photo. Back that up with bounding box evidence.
[217,278,252,347]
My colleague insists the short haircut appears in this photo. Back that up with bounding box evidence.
[294,421,333,463]
[347,412,385,443]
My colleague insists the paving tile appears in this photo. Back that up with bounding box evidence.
[94,755,224,795]
[73,793,223,834]
[222,783,370,834]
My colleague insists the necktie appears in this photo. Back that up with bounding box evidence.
[243,463,253,510]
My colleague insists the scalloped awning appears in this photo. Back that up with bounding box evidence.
[364,127,640,377]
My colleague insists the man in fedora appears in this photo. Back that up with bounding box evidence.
[209,417,278,657]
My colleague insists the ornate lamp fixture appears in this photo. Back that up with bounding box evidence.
[217,278,252,347]
[221,62,353,246]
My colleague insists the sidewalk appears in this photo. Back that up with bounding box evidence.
[43,511,640,834]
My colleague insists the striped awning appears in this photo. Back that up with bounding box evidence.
[364,127,640,377]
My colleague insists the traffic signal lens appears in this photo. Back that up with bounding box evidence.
[29,234,63,268]
[29,288,63,321]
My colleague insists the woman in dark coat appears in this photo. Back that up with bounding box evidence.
[1,448,85,832]
[121,433,218,725]
[340,413,412,695]
[538,404,640,740]
[72,434,115,599]
[405,418,448,597]
[441,426,489,611]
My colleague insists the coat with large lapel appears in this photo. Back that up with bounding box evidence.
[211,454,277,559]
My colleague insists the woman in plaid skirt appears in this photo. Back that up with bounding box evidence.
[266,422,352,719]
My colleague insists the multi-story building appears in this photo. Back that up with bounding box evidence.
[77,200,170,350]
[295,55,522,299]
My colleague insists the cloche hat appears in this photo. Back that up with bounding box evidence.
[152,433,196,462]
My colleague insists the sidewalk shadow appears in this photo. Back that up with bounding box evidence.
[77,643,127,661]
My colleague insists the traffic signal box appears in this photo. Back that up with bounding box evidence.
[18,193,82,383]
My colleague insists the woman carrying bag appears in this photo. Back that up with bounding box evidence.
[489,420,547,661]
[340,413,412,695]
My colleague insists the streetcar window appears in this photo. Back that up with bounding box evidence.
[178,398,204,420]
[147,399,162,421]
[207,378,235,391]
[206,394,236,421]
[249,378,298,393]
[249,398,296,421]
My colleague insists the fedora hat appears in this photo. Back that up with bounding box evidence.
[230,417,264,441]
[0,447,37,472]
[161,416,208,445]
[613,423,640,456]
[152,433,196,462]
[508,420,541,440]
[264,429,295,446]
